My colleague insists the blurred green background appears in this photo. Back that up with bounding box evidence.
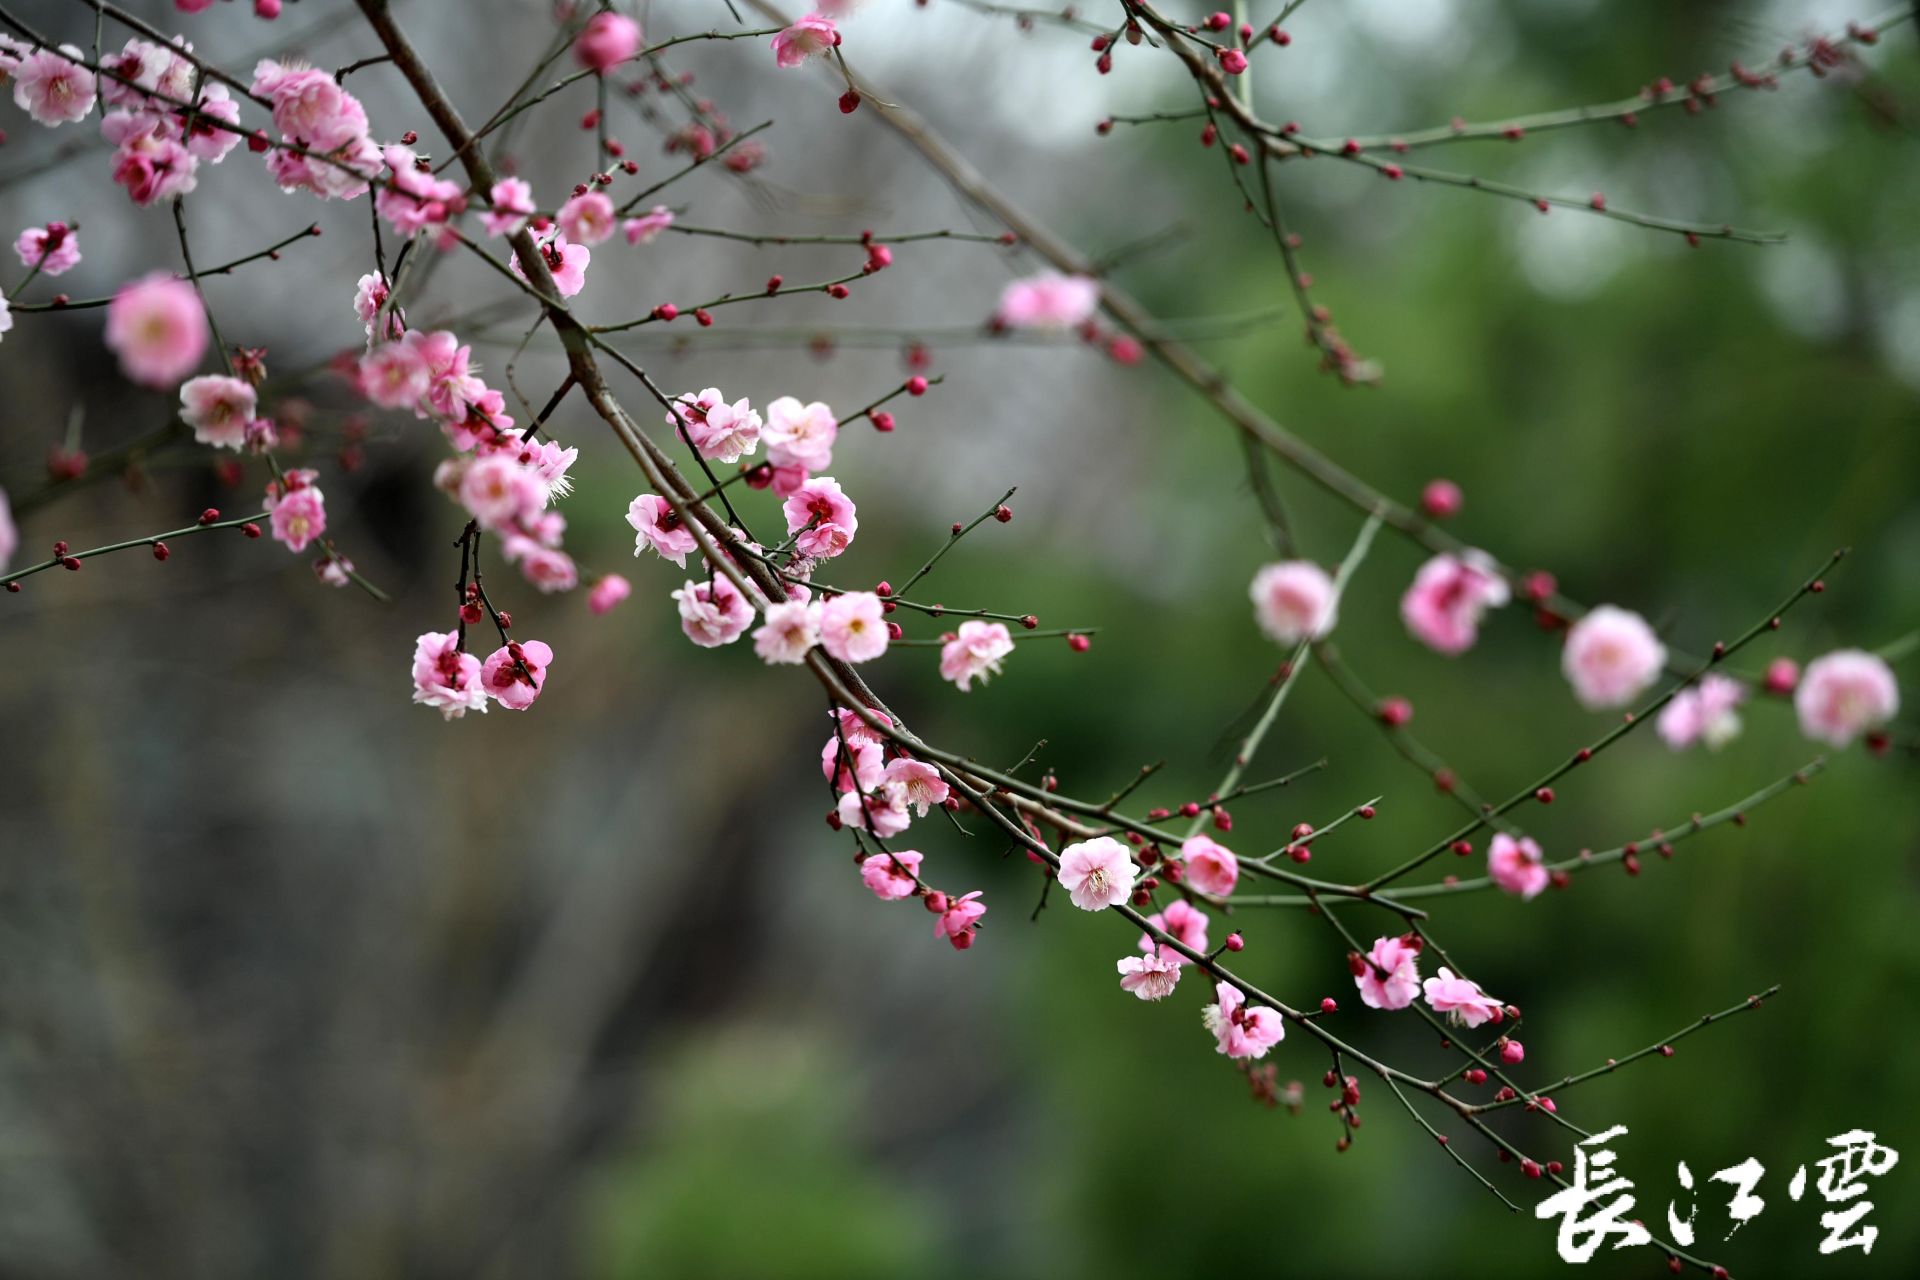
[1,1,1916,1277]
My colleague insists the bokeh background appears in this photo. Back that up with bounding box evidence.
[2,1,1917,1277]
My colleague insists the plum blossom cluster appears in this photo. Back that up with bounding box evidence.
[410,629,554,720]
[356,323,581,597]
[251,57,380,201]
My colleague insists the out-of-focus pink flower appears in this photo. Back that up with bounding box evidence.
[771,14,839,69]
[106,273,208,388]
[1117,952,1182,1001]
[482,640,553,710]
[588,574,632,615]
[938,620,1014,690]
[860,849,923,900]
[1181,834,1239,898]
[819,590,887,662]
[411,630,488,719]
[1400,550,1509,655]
[0,486,17,573]
[626,492,697,567]
[1657,673,1746,751]
[482,177,534,238]
[1562,605,1666,709]
[1487,833,1549,901]
[1250,559,1336,645]
[457,454,546,530]
[179,375,258,449]
[359,335,432,408]
[782,476,857,559]
[1140,898,1208,964]
[516,545,578,594]
[623,205,674,244]
[14,222,79,275]
[762,396,837,471]
[1205,981,1285,1059]
[575,13,642,72]
[12,46,95,125]
[268,484,326,553]
[1058,836,1136,911]
[753,599,822,664]
[557,191,616,246]
[1795,649,1899,747]
[1423,967,1503,1028]
[994,271,1099,330]
[673,576,753,647]
[1354,934,1421,1011]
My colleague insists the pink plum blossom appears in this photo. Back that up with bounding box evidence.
[482,177,534,237]
[557,191,616,246]
[1562,605,1667,709]
[12,47,96,125]
[626,493,697,567]
[1400,550,1510,655]
[103,113,199,205]
[1204,981,1285,1059]
[860,849,924,900]
[411,630,488,720]
[1487,832,1549,901]
[1117,952,1182,1001]
[252,61,369,151]
[511,228,590,298]
[782,476,857,559]
[575,13,642,72]
[14,223,79,275]
[1140,898,1209,964]
[105,274,207,387]
[352,272,404,341]
[0,295,9,344]
[515,546,578,594]
[1354,934,1422,1011]
[482,639,553,710]
[934,890,985,949]
[771,14,840,69]
[837,781,912,836]
[457,454,547,530]
[1180,834,1239,898]
[268,484,326,553]
[358,336,431,408]
[823,734,884,794]
[589,574,632,615]
[939,620,1014,691]
[882,758,949,815]
[178,375,257,449]
[1250,559,1337,645]
[1657,673,1747,751]
[995,271,1100,330]
[623,206,674,244]
[753,599,822,664]
[1423,967,1503,1028]
[1795,649,1900,747]
[669,388,761,463]
[1057,836,1137,911]
[819,590,888,662]
[762,396,837,471]
[673,576,754,648]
